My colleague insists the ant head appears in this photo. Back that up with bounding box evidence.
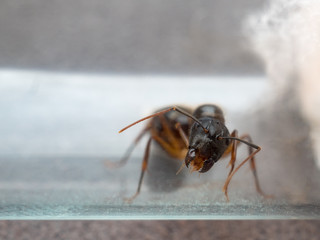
[185,118,230,173]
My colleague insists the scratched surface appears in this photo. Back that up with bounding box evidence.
[0,71,319,219]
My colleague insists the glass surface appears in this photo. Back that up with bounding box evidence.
[0,70,319,219]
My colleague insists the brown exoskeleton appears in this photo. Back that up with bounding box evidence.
[109,104,268,202]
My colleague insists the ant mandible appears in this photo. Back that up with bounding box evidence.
[109,104,268,202]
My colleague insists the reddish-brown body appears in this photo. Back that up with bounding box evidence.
[108,104,270,202]
[148,106,192,160]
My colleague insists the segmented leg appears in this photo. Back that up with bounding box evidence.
[125,122,191,202]
[238,134,271,198]
[124,136,153,203]
[105,127,149,168]
[226,130,239,178]
[159,114,180,150]
[175,122,189,175]
[175,122,189,148]
[222,132,266,201]
[150,117,188,160]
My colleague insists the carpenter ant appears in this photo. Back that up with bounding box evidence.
[108,104,269,202]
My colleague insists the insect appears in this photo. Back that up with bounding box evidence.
[109,104,268,202]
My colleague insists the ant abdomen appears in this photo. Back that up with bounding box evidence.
[193,104,225,123]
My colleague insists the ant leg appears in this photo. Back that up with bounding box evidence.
[143,119,188,160]
[175,122,189,175]
[238,134,272,198]
[225,130,239,179]
[221,130,239,201]
[124,136,153,203]
[223,142,261,201]
[105,127,149,168]
[175,122,189,148]
[222,132,265,201]
[159,115,179,150]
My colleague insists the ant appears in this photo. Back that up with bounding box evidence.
[108,104,269,202]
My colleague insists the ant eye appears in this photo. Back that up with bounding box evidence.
[189,149,196,158]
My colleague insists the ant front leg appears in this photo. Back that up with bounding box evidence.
[175,122,189,175]
[175,122,189,148]
[225,130,239,179]
[124,136,153,203]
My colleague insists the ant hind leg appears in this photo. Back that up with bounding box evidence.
[105,127,149,168]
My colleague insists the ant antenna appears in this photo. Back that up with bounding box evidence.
[218,136,259,149]
[119,106,208,133]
